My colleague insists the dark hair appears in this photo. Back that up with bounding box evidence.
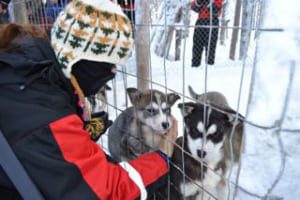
[0,23,49,52]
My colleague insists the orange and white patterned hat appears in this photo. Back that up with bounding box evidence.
[51,0,133,78]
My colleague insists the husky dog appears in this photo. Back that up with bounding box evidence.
[167,86,244,200]
[108,88,180,162]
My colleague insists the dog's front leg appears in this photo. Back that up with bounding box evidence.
[123,134,149,158]
[215,178,230,200]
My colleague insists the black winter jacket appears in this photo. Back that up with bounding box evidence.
[0,37,168,200]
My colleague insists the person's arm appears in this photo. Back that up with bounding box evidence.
[48,114,177,199]
[190,0,197,10]
[214,0,223,9]
[191,0,209,12]
[208,0,223,16]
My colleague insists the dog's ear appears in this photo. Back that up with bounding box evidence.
[222,107,245,162]
[104,84,112,91]
[127,88,141,106]
[178,102,195,117]
[167,93,180,107]
[222,107,245,126]
[188,85,200,101]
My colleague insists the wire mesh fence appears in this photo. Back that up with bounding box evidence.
[6,0,299,199]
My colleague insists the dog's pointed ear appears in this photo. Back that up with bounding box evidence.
[167,93,180,106]
[188,86,200,101]
[178,102,195,117]
[127,88,141,106]
[223,107,245,126]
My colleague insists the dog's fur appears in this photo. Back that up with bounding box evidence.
[108,88,180,162]
[88,84,111,113]
[166,86,244,200]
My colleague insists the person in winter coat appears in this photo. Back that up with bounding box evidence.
[117,0,135,26]
[0,0,178,199]
[191,0,223,67]
[0,0,10,23]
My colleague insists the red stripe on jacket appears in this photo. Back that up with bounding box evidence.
[49,114,168,200]
[120,4,135,9]
[191,0,224,19]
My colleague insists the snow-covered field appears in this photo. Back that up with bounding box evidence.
[98,2,300,199]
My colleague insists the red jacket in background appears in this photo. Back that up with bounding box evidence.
[191,0,224,19]
[117,0,135,9]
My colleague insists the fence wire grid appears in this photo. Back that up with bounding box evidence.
[6,0,299,200]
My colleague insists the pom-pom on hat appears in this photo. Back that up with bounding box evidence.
[51,0,134,78]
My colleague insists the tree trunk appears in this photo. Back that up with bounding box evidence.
[175,29,182,60]
[166,27,175,59]
[150,2,165,44]
[154,1,186,59]
[239,0,253,60]
[220,0,229,46]
[135,0,150,91]
[229,0,242,60]
[174,7,184,60]
[154,0,174,58]
[254,0,264,39]
[12,0,28,24]
[182,2,191,39]
[156,25,174,57]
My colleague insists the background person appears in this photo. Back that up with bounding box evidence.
[117,0,135,26]
[0,0,10,23]
[191,0,223,67]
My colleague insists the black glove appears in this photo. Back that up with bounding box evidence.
[85,111,113,142]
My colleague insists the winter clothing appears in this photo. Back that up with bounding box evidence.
[51,0,134,140]
[191,0,223,19]
[0,11,8,23]
[51,0,134,78]
[0,0,10,23]
[192,18,219,66]
[191,0,223,66]
[89,111,113,141]
[0,35,168,199]
[71,60,116,96]
[0,0,9,10]
[117,0,135,25]
[70,59,116,141]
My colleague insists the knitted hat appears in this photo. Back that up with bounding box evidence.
[51,0,134,78]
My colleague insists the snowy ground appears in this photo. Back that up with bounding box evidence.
[97,7,300,200]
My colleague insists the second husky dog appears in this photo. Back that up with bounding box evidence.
[108,88,180,162]
[167,86,244,200]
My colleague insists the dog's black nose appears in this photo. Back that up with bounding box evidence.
[162,122,169,130]
[197,150,206,158]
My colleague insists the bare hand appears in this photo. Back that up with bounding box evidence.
[158,116,178,158]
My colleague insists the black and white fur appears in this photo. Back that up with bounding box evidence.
[88,84,111,113]
[167,86,244,200]
[108,88,180,162]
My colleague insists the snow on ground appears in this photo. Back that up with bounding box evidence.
[98,4,300,200]
[240,1,300,199]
